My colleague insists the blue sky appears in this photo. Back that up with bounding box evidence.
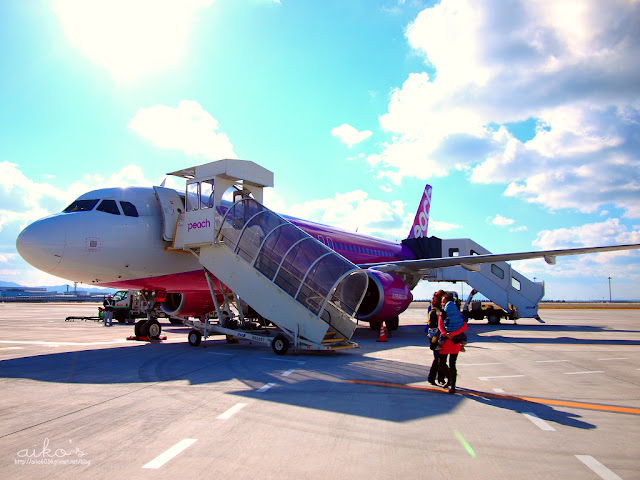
[1,0,639,300]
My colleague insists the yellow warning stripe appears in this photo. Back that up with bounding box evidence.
[347,380,640,415]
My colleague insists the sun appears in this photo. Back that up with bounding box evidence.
[52,0,214,82]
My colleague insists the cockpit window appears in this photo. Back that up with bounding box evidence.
[120,201,139,217]
[63,199,99,213]
[96,200,121,215]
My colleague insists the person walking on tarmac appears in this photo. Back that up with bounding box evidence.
[437,293,468,394]
[103,294,114,327]
[427,290,447,387]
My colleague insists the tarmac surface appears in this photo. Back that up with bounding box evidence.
[0,302,638,480]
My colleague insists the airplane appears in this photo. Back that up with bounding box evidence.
[15,160,640,342]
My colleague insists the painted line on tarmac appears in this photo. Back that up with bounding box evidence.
[0,340,127,346]
[457,362,503,366]
[535,359,569,363]
[217,403,247,420]
[142,438,197,469]
[260,357,306,365]
[597,357,627,361]
[281,369,295,377]
[522,412,556,431]
[256,383,276,393]
[479,375,525,381]
[575,455,622,480]
[0,347,23,350]
[563,370,604,375]
[493,388,505,393]
[347,380,640,415]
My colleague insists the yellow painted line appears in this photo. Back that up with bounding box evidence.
[347,380,640,415]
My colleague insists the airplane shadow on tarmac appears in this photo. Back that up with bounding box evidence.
[462,321,640,347]
[0,336,597,428]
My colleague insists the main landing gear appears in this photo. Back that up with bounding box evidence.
[130,291,164,341]
[133,318,163,340]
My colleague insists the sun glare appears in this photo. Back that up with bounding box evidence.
[52,0,214,82]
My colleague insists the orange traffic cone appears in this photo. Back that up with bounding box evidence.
[377,325,388,342]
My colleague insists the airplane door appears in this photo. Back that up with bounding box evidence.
[153,186,184,242]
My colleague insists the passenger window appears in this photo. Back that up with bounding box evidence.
[186,183,199,211]
[63,199,99,213]
[201,180,214,209]
[511,277,521,290]
[96,200,120,215]
[449,248,460,257]
[120,201,139,217]
[491,264,505,279]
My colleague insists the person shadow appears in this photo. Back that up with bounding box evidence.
[458,388,596,429]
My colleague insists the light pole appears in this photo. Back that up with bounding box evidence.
[608,277,612,303]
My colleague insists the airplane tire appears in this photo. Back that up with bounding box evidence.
[386,316,399,331]
[134,319,146,337]
[188,329,202,347]
[272,334,290,356]
[369,322,382,331]
[146,319,161,340]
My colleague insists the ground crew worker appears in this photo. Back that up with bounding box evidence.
[103,294,114,327]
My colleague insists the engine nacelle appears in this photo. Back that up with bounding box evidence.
[356,270,413,324]
[161,292,216,318]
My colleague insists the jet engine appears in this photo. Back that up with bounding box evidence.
[161,292,216,318]
[355,269,413,329]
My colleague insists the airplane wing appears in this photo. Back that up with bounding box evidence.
[361,243,640,275]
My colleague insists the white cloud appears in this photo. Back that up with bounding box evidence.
[371,0,640,217]
[488,214,515,227]
[430,221,461,233]
[266,189,410,241]
[533,218,640,250]
[331,124,373,148]
[128,101,237,160]
[508,219,640,288]
[0,162,158,234]
[52,0,216,82]
[0,163,163,286]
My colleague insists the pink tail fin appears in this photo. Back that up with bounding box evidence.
[407,184,432,239]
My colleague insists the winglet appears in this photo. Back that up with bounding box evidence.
[407,184,432,239]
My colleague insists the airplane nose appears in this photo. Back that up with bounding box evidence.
[16,216,66,273]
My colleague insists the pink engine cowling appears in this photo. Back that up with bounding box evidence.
[161,292,217,318]
[356,269,413,325]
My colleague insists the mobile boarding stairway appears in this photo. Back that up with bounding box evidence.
[166,160,368,354]
[406,237,545,323]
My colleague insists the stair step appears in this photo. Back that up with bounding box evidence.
[322,336,345,344]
